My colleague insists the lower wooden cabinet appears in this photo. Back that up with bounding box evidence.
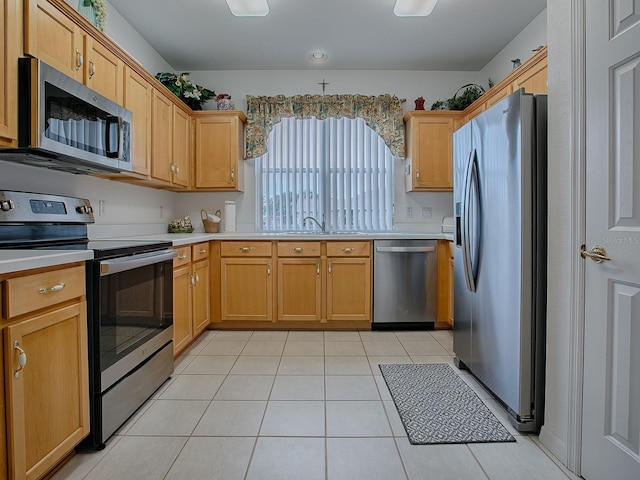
[213,240,372,328]
[218,240,274,322]
[437,240,454,328]
[1,263,89,480]
[173,243,210,356]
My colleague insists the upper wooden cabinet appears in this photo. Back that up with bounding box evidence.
[124,66,152,176]
[192,111,246,191]
[0,0,19,146]
[24,0,123,104]
[24,0,84,82]
[172,106,191,188]
[404,111,463,192]
[83,36,123,104]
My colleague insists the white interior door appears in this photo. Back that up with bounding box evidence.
[581,1,640,479]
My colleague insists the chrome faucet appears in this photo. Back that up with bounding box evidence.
[303,215,325,232]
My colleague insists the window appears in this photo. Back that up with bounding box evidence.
[256,117,394,231]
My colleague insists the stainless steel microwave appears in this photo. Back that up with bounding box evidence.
[0,58,132,174]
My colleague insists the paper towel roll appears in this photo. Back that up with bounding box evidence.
[224,201,236,232]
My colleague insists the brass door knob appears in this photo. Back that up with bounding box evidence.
[580,244,611,263]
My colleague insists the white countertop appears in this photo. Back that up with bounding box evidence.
[109,231,451,246]
[0,250,94,275]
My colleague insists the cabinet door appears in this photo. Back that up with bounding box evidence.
[0,0,18,144]
[408,116,455,191]
[193,115,242,190]
[171,106,190,188]
[24,0,84,81]
[151,90,173,184]
[192,259,210,335]
[221,258,272,321]
[5,302,89,480]
[485,84,513,108]
[277,258,322,321]
[326,258,371,321]
[173,264,193,356]
[512,61,547,94]
[124,66,151,176]
[84,37,123,105]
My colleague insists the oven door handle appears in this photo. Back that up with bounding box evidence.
[99,249,177,276]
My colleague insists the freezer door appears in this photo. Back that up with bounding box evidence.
[452,122,473,366]
[470,90,534,419]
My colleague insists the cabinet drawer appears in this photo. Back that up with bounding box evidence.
[192,242,210,261]
[173,246,192,267]
[326,241,371,257]
[4,265,85,318]
[221,241,272,257]
[277,242,321,257]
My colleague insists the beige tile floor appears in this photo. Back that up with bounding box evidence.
[53,330,578,480]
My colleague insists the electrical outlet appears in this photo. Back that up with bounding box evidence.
[160,206,164,219]
[98,200,106,216]
[422,207,432,219]
[406,206,413,218]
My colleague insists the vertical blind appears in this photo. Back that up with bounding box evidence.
[256,117,394,231]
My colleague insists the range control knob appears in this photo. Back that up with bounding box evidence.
[76,205,90,214]
[0,200,15,211]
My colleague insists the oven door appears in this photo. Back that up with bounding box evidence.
[96,249,175,392]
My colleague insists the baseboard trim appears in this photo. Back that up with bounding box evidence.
[539,425,568,466]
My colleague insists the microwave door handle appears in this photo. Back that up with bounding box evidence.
[105,115,123,158]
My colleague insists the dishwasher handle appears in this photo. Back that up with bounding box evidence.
[376,246,435,253]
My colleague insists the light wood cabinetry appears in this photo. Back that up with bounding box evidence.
[1,263,89,480]
[151,90,191,190]
[326,242,371,322]
[192,111,246,191]
[220,242,273,322]
[404,111,463,192]
[0,0,19,146]
[212,240,372,329]
[83,36,123,104]
[436,240,454,328]
[24,0,83,82]
[24,0,123,104]
[403,48,547,194]
[277,242,322,322]
[123,66,152,176]
[151,89,174,185]
[172,243,210,356]
[172,106,191,188]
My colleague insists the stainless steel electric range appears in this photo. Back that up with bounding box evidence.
[0,190,175,449]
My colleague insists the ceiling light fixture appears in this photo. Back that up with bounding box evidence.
[225,0,269,17]
[393,0,438,17]
[308,52,328,63]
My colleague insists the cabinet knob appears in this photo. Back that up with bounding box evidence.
[240,246,253,252]
[328,263,332,275]
[190,274,195,286]
[316,263,320,277]
[199,249,207,254]
[267,264,271,277]
[177,254,187,260]
[341,248,355,253]
[13,342,27,379]
[416,170,420,180]
[89,59,96,79]
[293,247,304,253]
[231,169,235,181]
[38,283,65,294]
[195,273,200,283]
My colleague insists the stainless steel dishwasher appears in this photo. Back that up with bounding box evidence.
[373,239,437,328]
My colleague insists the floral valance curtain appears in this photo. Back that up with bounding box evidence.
[245,94,406,159]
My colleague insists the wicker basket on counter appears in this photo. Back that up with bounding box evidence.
[201,209,221,233]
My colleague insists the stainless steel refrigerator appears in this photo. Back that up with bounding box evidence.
[453,89,547,433]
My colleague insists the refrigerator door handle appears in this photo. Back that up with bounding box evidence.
[468,151,480,290]
[461,149,476,292]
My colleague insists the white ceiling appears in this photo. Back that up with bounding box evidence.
[108,0,546,71]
